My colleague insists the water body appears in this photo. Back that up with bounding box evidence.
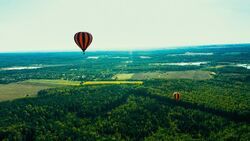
[0,66,42,71]
[87,56,99,59]
[139,56,151,59]
[236,64,250,69]
[110,56,129,59]
[150,62,208,66]
[168,52,213,56]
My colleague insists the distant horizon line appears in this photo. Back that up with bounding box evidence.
[0,43,249,53]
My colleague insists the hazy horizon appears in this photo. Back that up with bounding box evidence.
[1,0,250,52]
[0,43,249,53]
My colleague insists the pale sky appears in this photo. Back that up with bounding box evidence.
[0,0,250,52]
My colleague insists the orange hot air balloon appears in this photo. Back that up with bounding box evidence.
[173,92,181,101]
[74,32,93,52]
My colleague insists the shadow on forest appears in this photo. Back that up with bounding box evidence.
[133,90,249,123]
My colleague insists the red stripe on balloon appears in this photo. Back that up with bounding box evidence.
[84,32,88,50]
[79,32,84,49]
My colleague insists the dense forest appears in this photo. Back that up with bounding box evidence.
[0,82,249,140]
[0,44,249,140]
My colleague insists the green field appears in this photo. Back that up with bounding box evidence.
[0,79,80,101]
[83,81,143,85]
[114,70,214,80]
[112,73,134,80]
[24,79,81,86]
[0,83,50,102]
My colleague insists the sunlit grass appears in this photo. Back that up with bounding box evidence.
[83,81,143,85]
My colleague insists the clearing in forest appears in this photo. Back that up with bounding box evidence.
[24,79,81,86]
[0,83,50,101]
[114,70,214,80]
[112,73,134,80]
[0,79,80,101]
[83,81,143,85]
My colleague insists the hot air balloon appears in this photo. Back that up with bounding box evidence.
[173,92,181,101]
[74,32,93,53]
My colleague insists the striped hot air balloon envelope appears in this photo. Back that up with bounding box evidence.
[173,92,181,101]
[74,32,93,52]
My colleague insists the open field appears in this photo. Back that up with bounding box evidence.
[131,71,212,80]
[0,83,51,101]
[114,70,214,80]
[0,79,80,101]
[83,81,143,85]
[23,79,81,86]
[112,73,134,80]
